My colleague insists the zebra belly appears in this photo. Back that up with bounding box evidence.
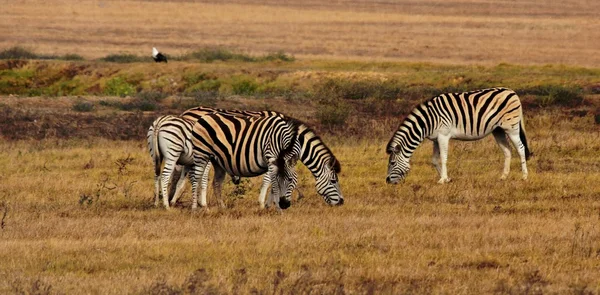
[428,128,493,141]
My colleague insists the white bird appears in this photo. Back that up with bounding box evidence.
[152,47,167,63]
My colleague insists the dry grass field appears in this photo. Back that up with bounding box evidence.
[2,0,600,294]
[1,95,600,294]
[2,0,600,66]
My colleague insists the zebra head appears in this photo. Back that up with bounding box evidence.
[272,156,299,210]
[315,157,344,206]
[386,143,410,184]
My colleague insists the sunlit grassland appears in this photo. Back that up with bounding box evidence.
[2,0,600,67]
[0,111,599,294]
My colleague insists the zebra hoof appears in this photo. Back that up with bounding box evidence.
[500,175,508,180]
[437,178,451,184]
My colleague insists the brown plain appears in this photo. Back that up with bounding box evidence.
[2,0,600,66]
[2,0,600,294]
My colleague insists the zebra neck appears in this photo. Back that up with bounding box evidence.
[392,106,435,157]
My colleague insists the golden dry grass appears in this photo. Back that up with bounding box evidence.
[0,105,599,293]
[2,0,600,66]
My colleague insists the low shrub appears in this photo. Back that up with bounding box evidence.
[518,84,584,107]
[231,76,258,95]
[72,100,95,112]
[99,54,146,63]
[178,47,295,63]
[316,98,352,127]
[60,54,85,61]
[0,46,38,59]
[179,47,254,63]
[136,90,168,102]
[104,77,136,97]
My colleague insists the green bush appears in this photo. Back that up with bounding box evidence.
[104,77,136,97]
[0,46,38,59]
[0,69,35,94]
[186,79,221,93]
[44,78,85,96]
[72,100,95,112]
[231,76,258,95]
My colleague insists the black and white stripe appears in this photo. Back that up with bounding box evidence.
[182,107,344,206]
[386,87,531,184]
[147,115,195,208]
[189,112,299,209]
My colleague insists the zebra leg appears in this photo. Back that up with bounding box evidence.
[258,164,276,209]
[170,165,189,206]
[198,162,212,209]
[506,129,529,180]
[154,173,161,207]
[437,135,451,184]
[432,140,442,177]
[492,129,512,180]
[211,164,227,209]
[190,160,207,210]
[160,159,179,209]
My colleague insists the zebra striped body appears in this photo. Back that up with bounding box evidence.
[386,87,531,184]
[147,115,196,209]
[147,115,240,209]
[189,112,299,209]
[182,107,344,206]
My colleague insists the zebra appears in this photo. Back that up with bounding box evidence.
[182,107,344,206]
[386,87,532,184]
[147,115,240,209]
[189,112,300,210]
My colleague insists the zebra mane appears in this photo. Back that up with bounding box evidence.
[291,117,342,173]
[276,118,299,176]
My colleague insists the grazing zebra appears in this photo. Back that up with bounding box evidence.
[147,115,238,209]
[189,112,300,210]
[386,87,531,184]
[182,107,344,206]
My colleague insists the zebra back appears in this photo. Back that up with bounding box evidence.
[387,87,521,155]
[191,112,299,177]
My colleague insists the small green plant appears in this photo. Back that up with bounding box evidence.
[72,100,94,112]
[104,77,136,97]
[231,76,258,95]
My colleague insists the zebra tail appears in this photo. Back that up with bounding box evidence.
[519,120,532,161]
[152,120,162,177]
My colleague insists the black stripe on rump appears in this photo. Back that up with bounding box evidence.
[482,92,516,133]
